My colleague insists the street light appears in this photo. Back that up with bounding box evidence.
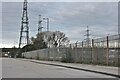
[43,18,49,32]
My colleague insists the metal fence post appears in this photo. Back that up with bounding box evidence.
[106,36,109,65]
[47,47,49,60]
[82,41,83,63]
[118,34,120,67]
[92,39,94,64]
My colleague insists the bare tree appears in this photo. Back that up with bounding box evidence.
[44,31,70,47]
[30,31,69,49]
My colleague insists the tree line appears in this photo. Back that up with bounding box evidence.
[22,31,70,52]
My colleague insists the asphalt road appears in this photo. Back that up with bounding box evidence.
[2,58,116,78]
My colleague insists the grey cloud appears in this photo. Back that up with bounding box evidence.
[2,2,118,47]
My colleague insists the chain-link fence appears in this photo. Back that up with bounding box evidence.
[23,34,120,66]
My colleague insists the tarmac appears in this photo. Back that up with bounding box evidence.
[20,58,119,78]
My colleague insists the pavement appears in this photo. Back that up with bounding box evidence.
[20,58,119,78]
[2,58,118,78]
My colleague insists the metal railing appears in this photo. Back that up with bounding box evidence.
[23,34,120,66]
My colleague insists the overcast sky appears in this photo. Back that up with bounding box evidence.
[1,1,118,48]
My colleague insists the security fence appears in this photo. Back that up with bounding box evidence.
[23,34,120,66]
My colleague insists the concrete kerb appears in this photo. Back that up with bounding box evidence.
[18,58,120,78]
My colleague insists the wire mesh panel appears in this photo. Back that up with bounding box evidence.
[108,35,119,66]
[23,34,119,66]
[72,48,82,63]
[93,37,107,65]
[82,48,92,64]
[108,48,118,66]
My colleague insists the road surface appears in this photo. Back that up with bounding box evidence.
[2,58,116,78]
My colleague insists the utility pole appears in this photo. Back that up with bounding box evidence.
[84,26,90,47]
[19,0,29,48]
[43,17,49,60]
[43,17,49,47]
[38,15,43,34]
[47,18,49,32]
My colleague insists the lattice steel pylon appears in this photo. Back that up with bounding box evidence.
[19,0,29,48]
[84,26,91,47]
